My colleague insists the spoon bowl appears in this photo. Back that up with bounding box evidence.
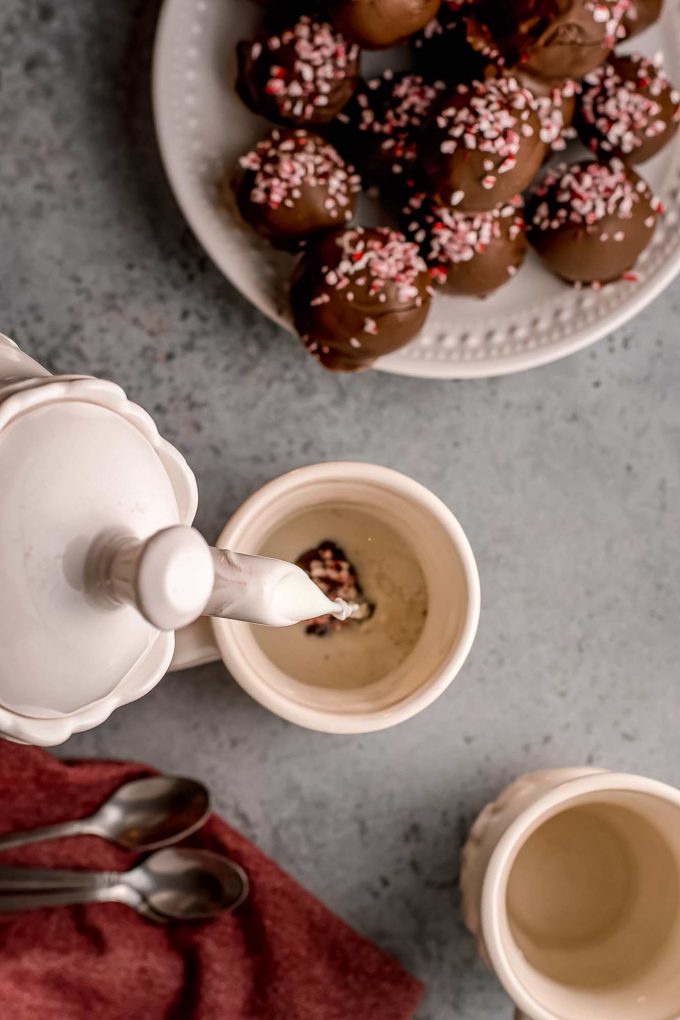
[128,848,250,920]
[89,776,211,850]
[0,775,211,853]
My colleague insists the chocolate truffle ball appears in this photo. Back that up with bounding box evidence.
[527,159,661,285]
[328,0,442,49]
[577,53,680,165]
[403,194,527,295]
[290,226,433,370]
[470,0,629,83]
[623,0,663,37]
[236,15,360,127]
[332,72,445,193]
[411,1,488,85]
[232,129,361,251]
[421,77,544,211]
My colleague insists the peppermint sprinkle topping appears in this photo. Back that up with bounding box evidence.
[417,0,471,43]
[531,159,658,232]
[417,16,443,42]
[405,195,525,281]
[359,73,445,170]
[257,16,359,122]
[535,81,580,150]
[435,77,537,164]
[584,0,632,47]
[327,228,427,306]
[581,55,680,155]
[239,129,360,215]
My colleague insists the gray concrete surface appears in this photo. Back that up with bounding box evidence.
[2,2,680,1017]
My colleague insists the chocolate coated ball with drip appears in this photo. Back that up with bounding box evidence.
[403,194,527,296]
[577,53,680,165]
[232,129,361,251]
[290,226,433,371]
[467,0,630,83]
[236,15,360,127]
[527,159,662,286]
[420,76,544,211]
[331,71,445,195]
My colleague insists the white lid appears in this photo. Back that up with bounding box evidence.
[0,376,199,722]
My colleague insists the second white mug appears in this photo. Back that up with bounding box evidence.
[461,768,680,1020]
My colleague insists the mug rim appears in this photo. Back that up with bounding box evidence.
[211,461,481,733]
[481,771,680,1020]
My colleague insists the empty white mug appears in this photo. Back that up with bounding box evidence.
[461,768,680,1020]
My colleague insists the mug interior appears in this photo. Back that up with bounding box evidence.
[212,467,478,732]
[495,787,680,1020]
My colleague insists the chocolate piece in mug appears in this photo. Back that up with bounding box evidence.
[296,541,374,636]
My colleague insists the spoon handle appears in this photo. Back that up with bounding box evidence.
[0,819,86,851]
[0,864,120,890]
[0,885,123,913]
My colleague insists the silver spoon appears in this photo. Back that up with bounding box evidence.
[0,776,210,852]
[0,885,171,923]
[0,848,249,922]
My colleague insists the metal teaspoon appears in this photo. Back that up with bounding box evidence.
[0,848,249,922]
[0,775,210,852]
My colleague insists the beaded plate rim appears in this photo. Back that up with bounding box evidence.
[152,0,680,379]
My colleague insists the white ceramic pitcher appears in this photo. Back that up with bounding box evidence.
[0,335,352,745]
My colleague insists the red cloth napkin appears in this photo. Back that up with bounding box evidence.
[0,741,423,1020]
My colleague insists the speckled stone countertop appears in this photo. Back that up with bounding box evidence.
[2,2,680,1017]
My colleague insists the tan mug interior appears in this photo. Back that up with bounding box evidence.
[497,789,680,1020]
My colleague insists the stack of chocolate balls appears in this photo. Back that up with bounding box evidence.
[229,0,678,371]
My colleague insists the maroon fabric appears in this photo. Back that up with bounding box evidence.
[0,741,423,1020]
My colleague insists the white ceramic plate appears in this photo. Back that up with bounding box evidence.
[153,0,680,379]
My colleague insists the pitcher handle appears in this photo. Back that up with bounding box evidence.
[170,618,222,672]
